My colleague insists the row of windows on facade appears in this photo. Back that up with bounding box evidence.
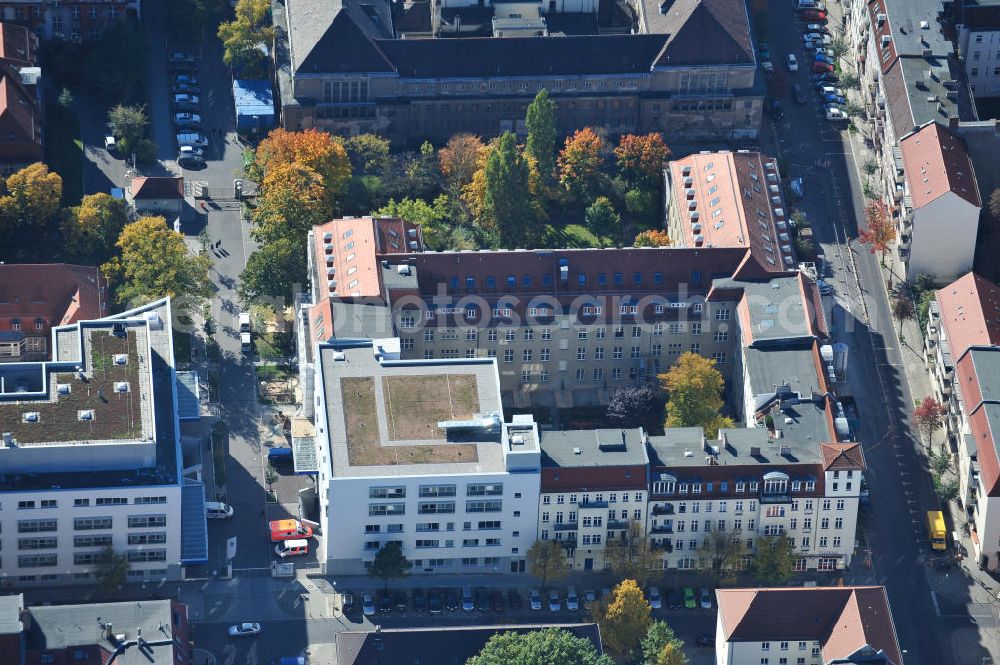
[406,346,726,369]
[398,304,719,328]
[556,530,845,552]
[363,556,503,569]
[7,532,166,549]
[8,4,122,20]
[443,271,684,292]
[541,509,644,524]
[366,537,507,550]
[368,501,506,516]
[412,323,727,341]
[542,492,645,505]
[4,318,45,331]
[649,498,849,513]
[647,514,847,532]
[12,549,166,569]
[15,496,166,510]
[659,555,838,572]
[368,483,504,499]
[651,477,820,496]
[15,514,166,532]
[365,520,506,534]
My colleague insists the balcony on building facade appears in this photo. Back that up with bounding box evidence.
[651,539,673,552]
[579,500,609,509]
[607,519,629,530]
[652,503,674,516]
[650,524,673,534]
[558,538,578,550]
[553,522,578,531]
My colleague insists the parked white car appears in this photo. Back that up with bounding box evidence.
[787,54,798,71]
[228,623,261,637]
[825,105,849,120]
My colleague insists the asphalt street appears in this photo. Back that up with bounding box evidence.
[757,3,983,664]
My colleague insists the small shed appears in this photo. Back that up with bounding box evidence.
[233,79,274,134]
[126,175,184,217]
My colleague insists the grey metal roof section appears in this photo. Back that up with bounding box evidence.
[293,435,319,474]
[745,345,825,408]
[540,428,648,468]
[180,480,208,563]
[175,370,200,421]
[0,594,23,635]
[718,275,813,344]
[332,301,395,340]
[27,599,176,664]
[968,347,1000,403]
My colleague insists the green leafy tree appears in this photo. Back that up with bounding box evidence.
[484,132,537,248]
[641,621,687,665]
[603,521,662,588]
[525,89,557,186]
[594,579,652,658]
[368,541,412,590]
[615,133,669,188]
[438,133,485,191]
[990,188,1000,221]
[0,163,63,232]
[467,628,612,665]
[659,352,734,438]
[375,195,453,251]
[344,133,391,176]
[58,87,74,108]
[107,104,149,154]
[526,539,568,591]
[749,535,796,584]
[584,196,620,238]
[61,193,130,264]
[625,188,658,223]
[103,216,212,308]
[95,547,130,596]
[239,236,307,304]
[218,0,275,73]
[253,162,333,244]
[264,463,279,493]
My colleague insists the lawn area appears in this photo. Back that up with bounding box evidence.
[542,223,611,249]
[256,364,296,382]
[44,101,84,205]
[382,374,479,440]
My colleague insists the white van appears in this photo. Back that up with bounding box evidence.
[241,332,252,353]
[205,501,234,519]
[275,539,308,557]
[238,312,251,333]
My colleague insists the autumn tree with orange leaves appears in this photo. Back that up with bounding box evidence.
[252,128,352,202]
[633,229,671,247]
[558,127,606,204]
[615,133,670,188]
[858,199,895,265]
[439,133,486,192]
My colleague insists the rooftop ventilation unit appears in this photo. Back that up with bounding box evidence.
[683,449,694,457]
[881,35,891,47]
[876,13,886,24]
[114,354,128,365]
[407,228,418,237]
[408,241,419,250]
[57,383,70,395]
[22,412,39,423]
[115,382,129,393]
[750,446,762,456]
[510,434,525,445]
[397,264,412,276]
[1,433,13,447]
[78,410,95,421]
[438,415,502,432]
[332,351,346,361]
[573,447,583,455]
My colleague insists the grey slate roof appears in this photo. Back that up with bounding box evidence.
[540,428,648,468]
[26,600,176,664]
[288,0,753,78]
[337,624,603,665]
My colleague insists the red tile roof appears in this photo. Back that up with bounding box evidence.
[820,442,866,471]
[313,217,422,300]
[718,586,901,665]
[936,273,1000,361]
[0,264,108,349]
[899,122,980,210]
[668,151,793,273]
[129,176,184,200]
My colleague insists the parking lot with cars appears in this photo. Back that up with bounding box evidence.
[169,52,209,168]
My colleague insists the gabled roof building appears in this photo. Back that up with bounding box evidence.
[716,586,902,665]
[274,0,764,145]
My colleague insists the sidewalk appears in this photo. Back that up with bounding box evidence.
[828,11,1000,664]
